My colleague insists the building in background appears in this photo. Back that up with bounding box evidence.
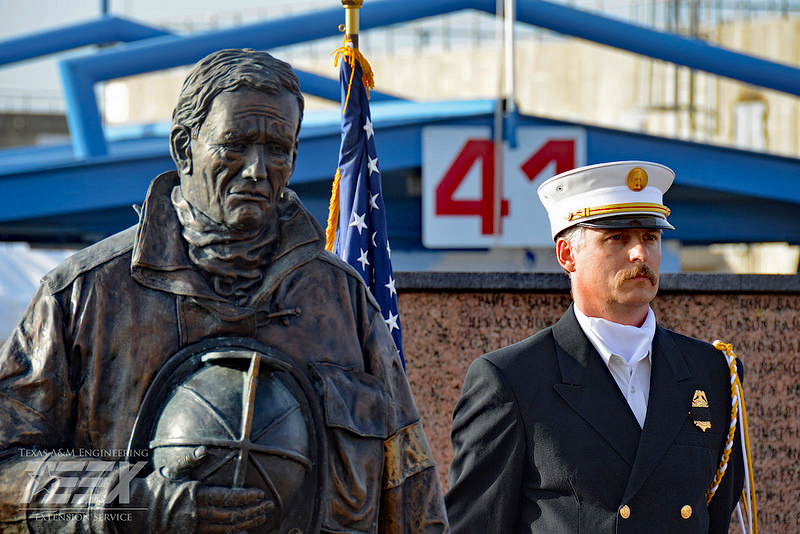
[2,0,800,274]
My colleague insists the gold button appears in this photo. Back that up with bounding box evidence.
[619,505,631,519]
[681,505,692,519]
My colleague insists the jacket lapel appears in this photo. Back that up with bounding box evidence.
[552,306,642,466]
[622,326,692,501]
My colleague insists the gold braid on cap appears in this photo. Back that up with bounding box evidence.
[567,202,670,221]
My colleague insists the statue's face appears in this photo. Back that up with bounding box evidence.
[183,87,300,232]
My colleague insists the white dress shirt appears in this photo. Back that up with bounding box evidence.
[573,306,656,428]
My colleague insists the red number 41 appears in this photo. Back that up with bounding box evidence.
[435,139,575,235]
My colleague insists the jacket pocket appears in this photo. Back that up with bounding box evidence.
[312,363,389,534]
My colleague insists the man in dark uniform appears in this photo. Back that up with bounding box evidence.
[446,161,744,533]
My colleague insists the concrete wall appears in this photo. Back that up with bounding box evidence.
[398,272,800,533]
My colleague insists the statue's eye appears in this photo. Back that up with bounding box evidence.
[222,142,246,152]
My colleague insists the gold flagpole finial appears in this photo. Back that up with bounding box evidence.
[341,0,363,48]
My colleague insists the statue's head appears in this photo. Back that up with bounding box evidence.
[169,49,305,233]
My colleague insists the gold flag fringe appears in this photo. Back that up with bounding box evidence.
[332,44,375,114]
[325,41,376,252]
[325,167,341,252]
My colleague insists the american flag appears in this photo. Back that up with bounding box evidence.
[327,51,404,367]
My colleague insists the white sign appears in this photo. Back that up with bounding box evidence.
[422,126,586,248]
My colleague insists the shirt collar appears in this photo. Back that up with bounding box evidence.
[574,305,656,366]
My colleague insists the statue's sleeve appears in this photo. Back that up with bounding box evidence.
[362,308,450,534]
[0,284,77,531]
[0,284,199,534]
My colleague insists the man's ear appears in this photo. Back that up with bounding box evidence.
[556,236,577,273]
[170,125,193,176]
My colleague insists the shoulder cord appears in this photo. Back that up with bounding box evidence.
[709,340,757,534]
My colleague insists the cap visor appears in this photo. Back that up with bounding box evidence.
[578,215,675,231]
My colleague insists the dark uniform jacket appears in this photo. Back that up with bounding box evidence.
[0,171,448,534]
[446,305,743,533]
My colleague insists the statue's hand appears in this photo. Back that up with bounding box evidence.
[119,467,273,534]
[195,485,273,533]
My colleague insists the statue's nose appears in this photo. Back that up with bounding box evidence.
[242,146,267,182]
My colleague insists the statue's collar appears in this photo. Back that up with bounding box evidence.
[131,171,325,309]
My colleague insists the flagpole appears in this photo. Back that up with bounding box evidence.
[493,0,504,245]
[342,0,363,49]
[504,0,517,149]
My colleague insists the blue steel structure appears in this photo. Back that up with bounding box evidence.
[0,16,172,65]
[1,0,800,248]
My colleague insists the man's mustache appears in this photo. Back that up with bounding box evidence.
[616,264,658,287]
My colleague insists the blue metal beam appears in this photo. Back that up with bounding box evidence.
[59,0,460,158]
[60,0,485,82]
[0,14,395,114]
[0,154,170,224]
[515,1,800,97]
[667,187,800,244]
[58,4,420,157]
[59,57,400,159]
[0,111,433,224]
[583,126,800,204]
[0,100,483,225]
[0,16,172,67]
[3,101,800,226]
[62,0,800,158]
[59,0,800,159]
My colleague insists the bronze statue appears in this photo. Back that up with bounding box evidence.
[0,49,448,533]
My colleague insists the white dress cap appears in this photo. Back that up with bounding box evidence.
[536,160,675,240]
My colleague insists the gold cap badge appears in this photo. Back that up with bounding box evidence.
[626,168,648,191]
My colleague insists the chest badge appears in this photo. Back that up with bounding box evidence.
[692,390,709,408]
[690,389,711,432]
[694,421,711,432]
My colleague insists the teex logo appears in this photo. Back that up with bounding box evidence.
[22,460,146,506]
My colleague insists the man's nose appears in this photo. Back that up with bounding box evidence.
[629,240,648,262]
[242,145,267,182]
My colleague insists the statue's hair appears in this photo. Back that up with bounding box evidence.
[172,48,304,137]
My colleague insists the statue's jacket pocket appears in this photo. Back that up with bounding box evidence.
[312,362,390,534]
